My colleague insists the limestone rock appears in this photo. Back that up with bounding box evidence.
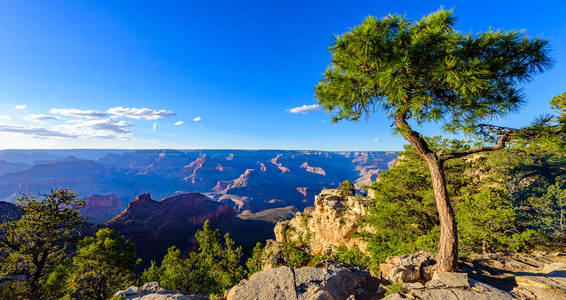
[227,266,297,300]
[261,240,286,270]
[273,189,370,258]
[427,271,469,288]
[383,251,566,300]
[380,251,436,284]
[384,276,514,300]
[467,252,566,299]
[112,282,208,300]
[226,261,381,300]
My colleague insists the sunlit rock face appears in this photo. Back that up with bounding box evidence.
[273,188,370,257]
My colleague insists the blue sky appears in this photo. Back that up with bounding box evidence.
[0,0,564,151]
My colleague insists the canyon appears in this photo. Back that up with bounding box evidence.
[0,149,396,223]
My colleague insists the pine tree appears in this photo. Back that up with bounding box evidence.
[65,228,140,300]
[0,189,85,299]
[315,8,551,271]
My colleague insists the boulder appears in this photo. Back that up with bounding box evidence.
[380,251,436,284]
[112,282,208,300]
[426,271,470,288]
[226,266,297,300]
[226,261,381,300]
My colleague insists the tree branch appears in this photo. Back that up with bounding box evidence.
[439,134,510,161]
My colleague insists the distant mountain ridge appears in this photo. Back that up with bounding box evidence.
[0,149,396,213]
[107,192,273,267]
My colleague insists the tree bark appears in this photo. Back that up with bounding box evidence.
[394,111,459,272]
[427,157,459,271]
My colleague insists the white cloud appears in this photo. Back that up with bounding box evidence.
[193,116,202,122]
[107,107,175,120]
[0,124,76,138]
[373,138,380,142]
[152,122,157,132]
[23,114,61,124]
[287,104,322,114]
[14,105,27,110]
[55,118,132,140]
[174,120,184,126]
[0,115,11,120]
[50,108,108,119]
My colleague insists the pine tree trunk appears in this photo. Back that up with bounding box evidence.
[425,157,458,271]
[394,112,459,272]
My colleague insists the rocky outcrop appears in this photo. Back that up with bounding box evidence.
[383,271,516,300]
[299,162,326,176]
[272,189,369,256]
[379,251,437,284]
[465,251,566,299]
[270,154,290,173]
[226,261,381,300]
[80,194,123,224]
[106,192,235,266]
[383,251,566,300]
[113,282,208,300]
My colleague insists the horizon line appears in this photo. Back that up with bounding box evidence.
[0,148,400,152]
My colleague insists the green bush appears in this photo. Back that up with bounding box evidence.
[65,228,140,300]
[140,220,244,295]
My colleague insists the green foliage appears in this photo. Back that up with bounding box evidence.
[339,180,355,197]
[508,153,566,236]
[363,137,565,264]
[142,220,244,295]
[279,242,312,268]
[516,92,566,153]
[245,242,265,277]
[335,246,370,267]
[362,145,441,264]
[140,260,162,284]
[526,182,566,233]
[384,282,404,296]
[315,8,550,135]
[65,228,140,300]
[0,189,85,299]
[457,189,524,255]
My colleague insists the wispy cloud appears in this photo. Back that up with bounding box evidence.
[107,107,175,120]
[193,116,202,122]
[50,108,109,119]
[0,115,11,120]
[373,138,380,142]
[152,122,157,132]
[14,105,27,110]
[55,118,132,140]
[0,124,77,138]
[287,104,322,114]
[23,114,61,124]
[174,120,184,126]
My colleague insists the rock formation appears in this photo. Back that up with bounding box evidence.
[113,282,208,300]
[226,261,381,300]
[382,251,566,299]
[272,189,369,257]
[80,194,123,224]
[299,162,326,176]
[270,154,290,173]
[379,251,437,284]
[106,192,235,265]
